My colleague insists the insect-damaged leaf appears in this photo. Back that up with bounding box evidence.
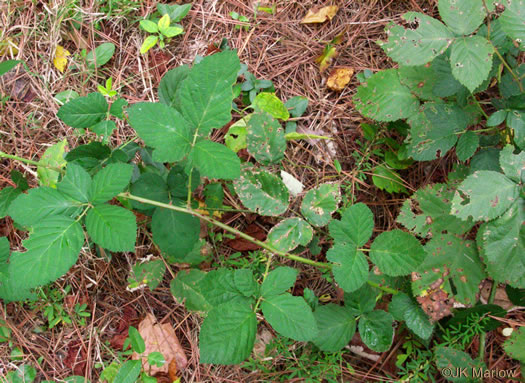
[246,111,286,165]
[267,217,313,252]
[301,183,340,227]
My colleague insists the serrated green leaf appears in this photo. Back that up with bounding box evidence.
[285,96,308,117]
[431,53,465,97]
[199,301,256,364]
[267,217,313,252]
[478,200,525,288]
[8,187,81,227]
[109,98,127,119]
[163,26,183,38]
[86,204,136,252]
[89,163,133,204]
[507,109,525,150]
[0,187,22,219]
[158,65,190,110]
[151,207,200,261]
[129,173,170,211]
[456,131,479,161]
[246,111,286,165]
[329,202,374,247]
[499,0,525,51]
[451,170,519,221]
[179,50,240,137]
[398,64,438,101]
[170,269,211,312]
[234,269,257,297]
[8,216,84,289]
[262,293,317,341]
[435,347,483,382]
[233,169,289,216]
[487,110,508,127]
[438,0,487,35]
[327,244,368,293]
[127,102,192,163]
[397,183,475,237]
[300,183,340,227]
[167,165,200,199]
[140,20,158,33]
[158,3,191,22]
[204,183,224,210]
[193,140,240,180]
[354,69,419,122]
[199,269,248,307]
[372,165,407,194]
[252,92,290,120]
[370,230,425,276]
[261,266,297,297]
[450,36,494,92]
[58,163,92,202]
[37,139,68,188]
[86,42,115,69]
[344,284,378,314]
[140,35,158,54]
[407,102,469,161]
[114,360,141,383]
[90,120,116,137]
[128,259,166,290]
[378,12,454,66]
[389,293,434,339]
[504,327,525,363]
[358,310,394,352]
[313,304,356,352]
[416,234,485,304]
[499,145,525,182]
[57,93,108,129]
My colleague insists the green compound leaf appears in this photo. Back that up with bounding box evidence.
[407,102,469,161]
[199,301,256,365]
[358,310,394,352]
[127,102,192,163]
[252,92,290,120]
[233,269,258,297]
[499,0,525,51]
[261,266,298,297]
[397,183,475,237]
[37,139,68,188]
[353,69,419,122]
[438,0,488,36]
[8,187,81,227]
[378,12,454,66]
[128,259,166,290]
[261,293,318,341]
[199,269,249,307]
[398,64,438,101]
[233,169,289,216]
[435,347,484,383]
[416,234,485,304]
[456,131,479,161]
[329,202,374,247]
[450,36,494,92]
[499,145,525,182]
[504,327,525,363]
[507,109,525,150]
[86,42,115,69]
[389,293,434,340]
[246,111,286,165]
[85,204,137,252]
[152,208,200,261]
[326,244,369,293]
[370,229,425,276]
[158,65,190,110]
[300,183,341,227]
[313,304,356,352]
[478,200,525,288]
[58,163,92,202]
[8,216,84,290]
[267,217,313,252]
[179,50,240,137]
[114,360,142,383]
[451,170,519,221]
[170,269,211,312]
[89,163,133,205]
[193,140,241,180]
[57,92,108,129]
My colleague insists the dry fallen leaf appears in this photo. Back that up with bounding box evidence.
[327,67,354,91]
[132,314,188,378]
[301,6,339,24]
[53,45,70,73]
[316,45,338,73]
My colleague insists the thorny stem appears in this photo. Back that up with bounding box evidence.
[478,280,498,361]
[0,151,65,173]
[492,46,524,93]
[253,254,274,312]
[472,96,489,120]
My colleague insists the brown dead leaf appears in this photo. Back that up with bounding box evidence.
[416,289,454,321]
[301,6,339,24]
[64,340,87,375]
[225,223,266,251]
[110,306,137,350]
[132,314,188,377]
[253,328,274,358]
[327,67,354,92]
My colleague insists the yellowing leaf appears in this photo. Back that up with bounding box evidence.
[315,45,338,73]
[301,6,339,24]
[158,14,171,34]
[327,67,354,92]
[53,45,70,73]
[0,37,19,56]
[37,139,68,188]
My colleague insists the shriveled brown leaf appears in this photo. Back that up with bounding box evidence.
[110,306,138,350]
[132,314,187,377]
[416,289,454,321]
[253,328,274,358]
[327,67,354,92]
[225,223,266,251]
[301,6,339,24]
[64,340,87,375]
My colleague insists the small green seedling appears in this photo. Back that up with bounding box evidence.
[97,77,117,98]
[230,11,251,30]
[140,14,184,54]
